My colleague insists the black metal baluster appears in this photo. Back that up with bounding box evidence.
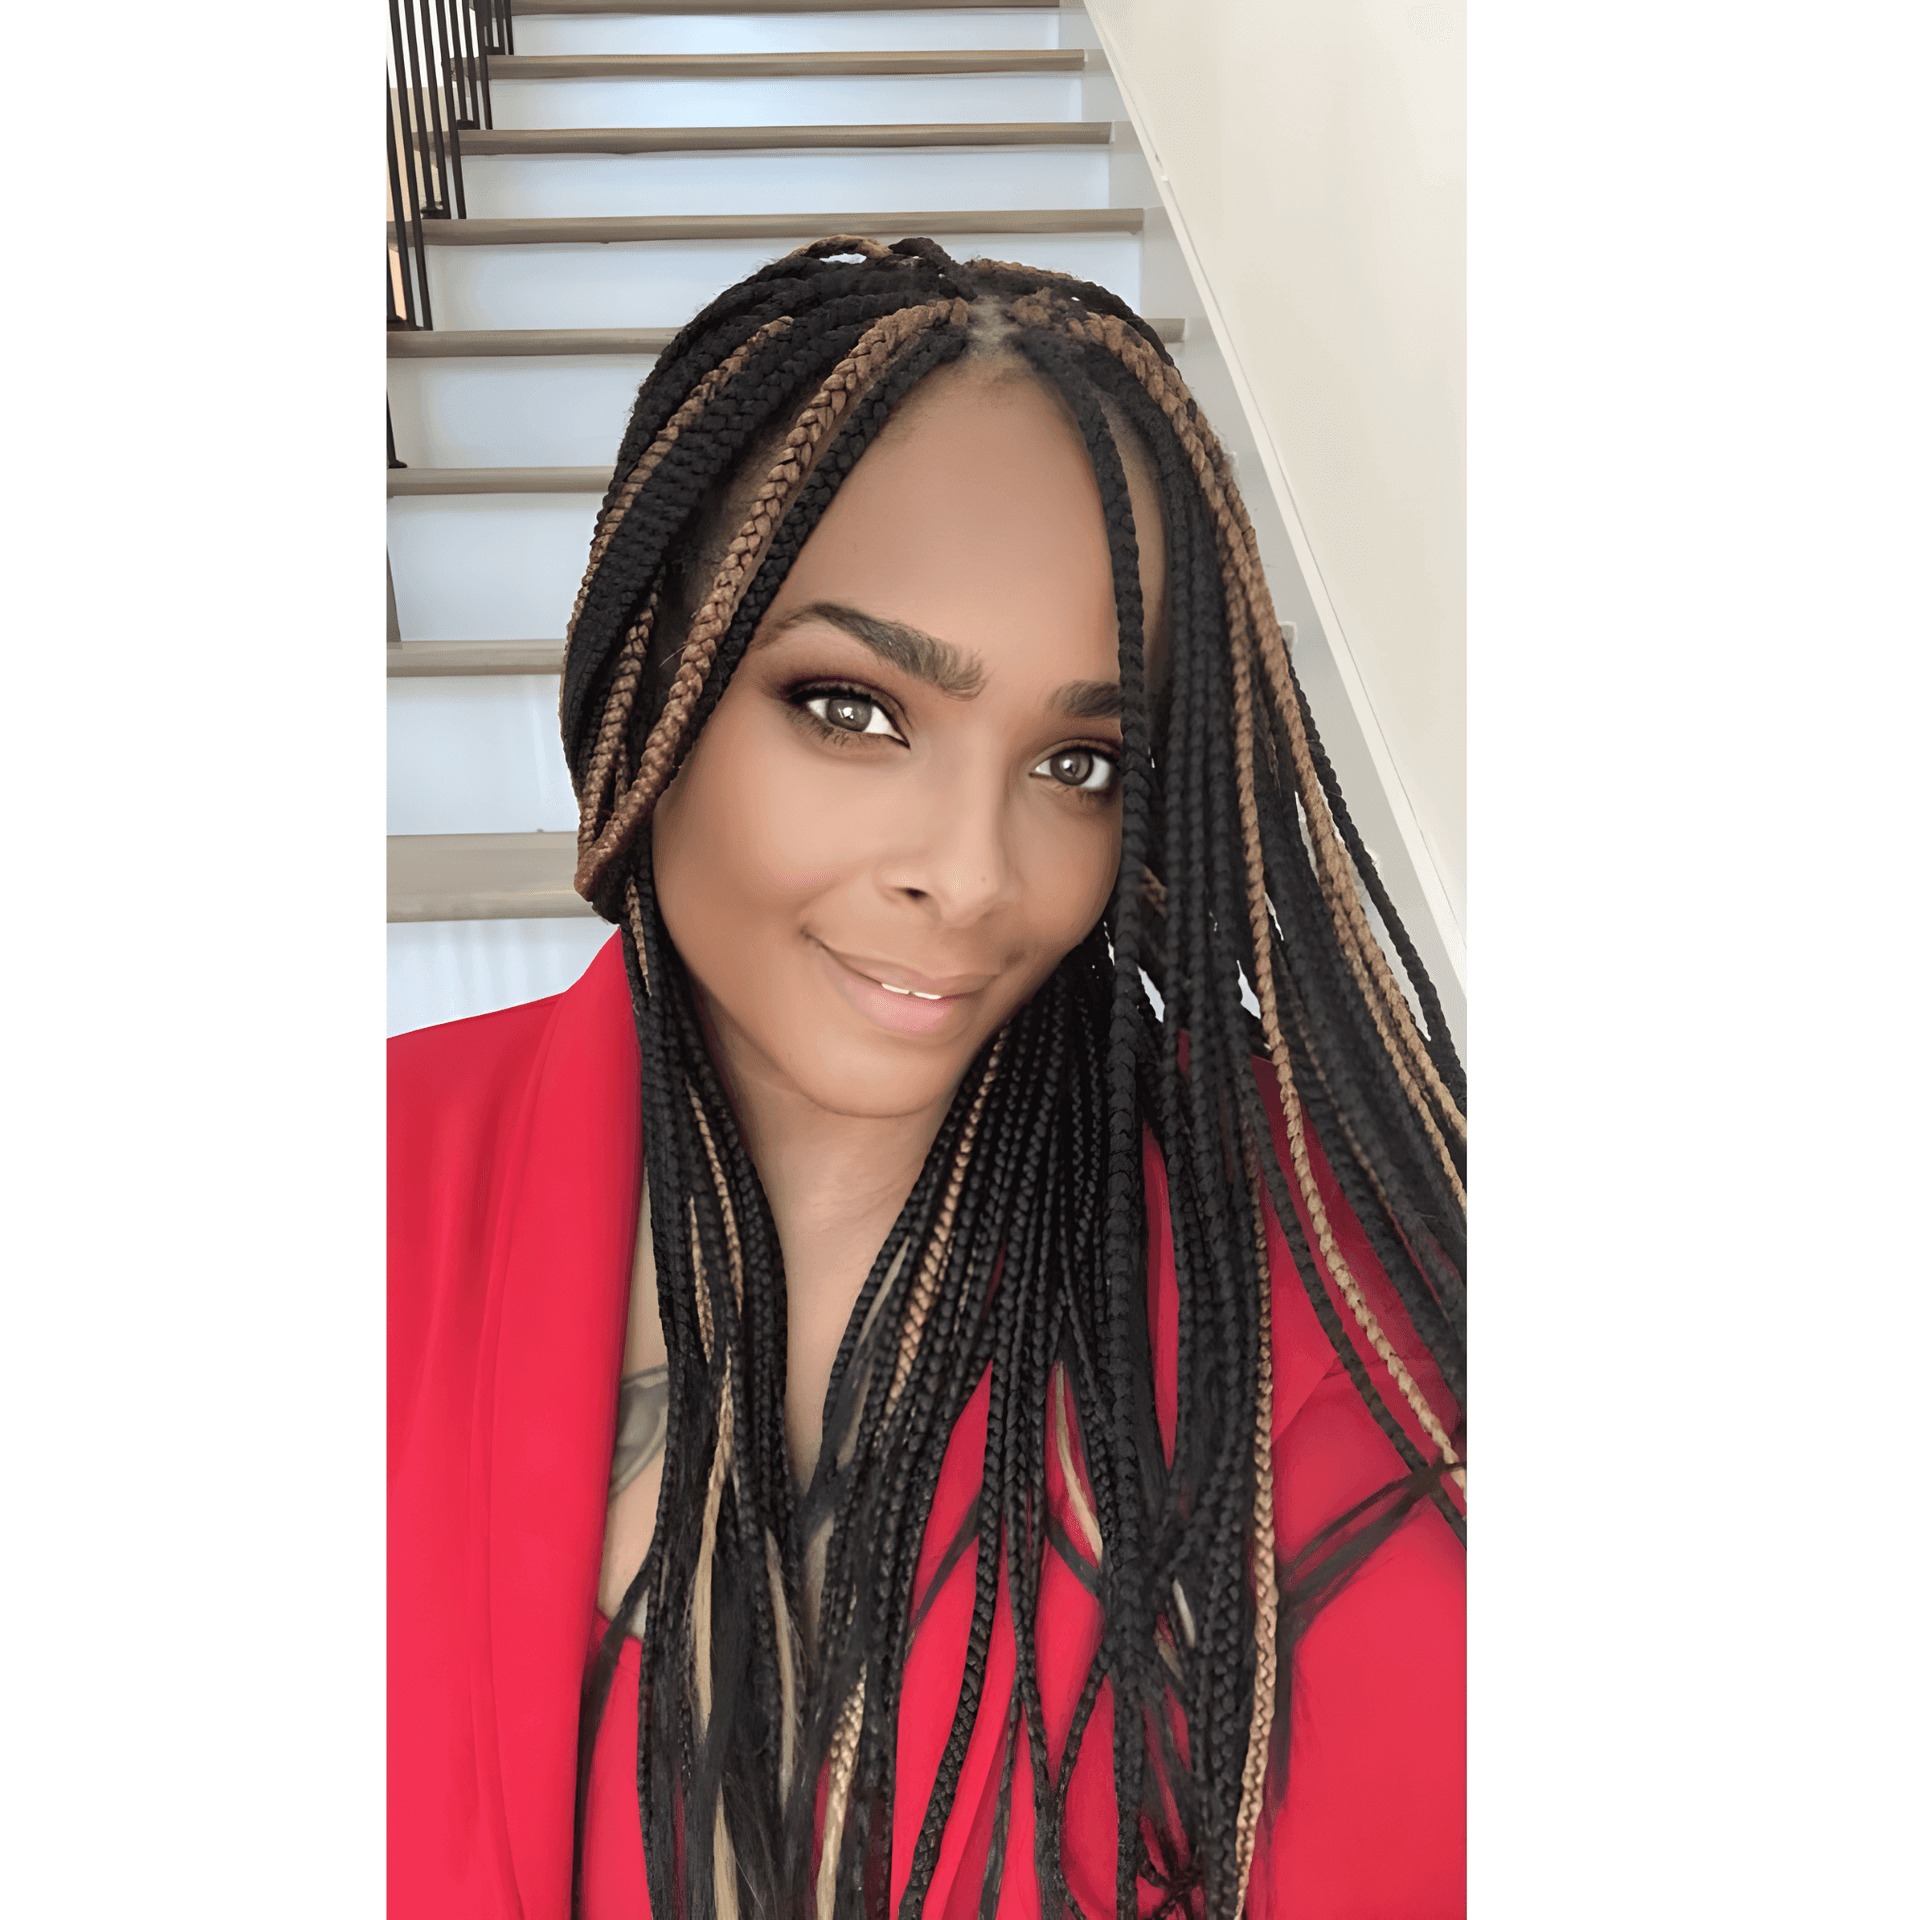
[462,0,487,129]
[402,0,451,218]
[387,0,433,328]
[384,0,505,331]
[474,0,498,130]
[431,0,469,216]
[443,0,473,131]
[385,75,410,327]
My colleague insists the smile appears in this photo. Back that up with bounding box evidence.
[810,940,991,1037]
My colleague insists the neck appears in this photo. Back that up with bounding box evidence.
[698,1002,958,1487]
[718,1037,949,1265]
[745,1070,945,1254]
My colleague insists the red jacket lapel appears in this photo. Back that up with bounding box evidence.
[472,935,641,1919]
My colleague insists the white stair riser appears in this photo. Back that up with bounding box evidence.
[511,12,1061,58]
[388,331,1181,469]
[426,231,1142,329]
[390,495,601,640]
[461,147,1110,221]
[389,918,615,1036]
[389,357,655,468]
[391,15,1169,1031]
[388,675,578,835]
[491,72,1081,129]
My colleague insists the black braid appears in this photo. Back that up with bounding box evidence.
[558,242,1466,1918]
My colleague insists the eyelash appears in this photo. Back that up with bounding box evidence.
[1040,748,1118,795]
[785,681,1119,796]
[790,682,907,745]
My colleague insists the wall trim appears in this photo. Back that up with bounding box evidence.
[1079,0,1467,993]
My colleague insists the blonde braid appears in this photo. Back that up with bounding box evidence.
[1050,1363,1105,1565]
[1229,606,1463,1481]
[1232,1124,1279,1918]
[622,871,649,995]
[567,321,796,843]
[885,1031,1005,1414]
[1222,571,1466,1212]
[576,584,659,855]
[813,1670,868,1918]
[565,314,796,655]
[1018,295,1466,1146]
[575,299,965,902]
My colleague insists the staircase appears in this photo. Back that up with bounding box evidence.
[386,0,1202,1035]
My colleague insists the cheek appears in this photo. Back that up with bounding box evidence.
[653,690,1122,1025]
[1011,801,1123,973]
[651,707,864,949]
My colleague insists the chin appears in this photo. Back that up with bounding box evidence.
[777,1032,982,1123]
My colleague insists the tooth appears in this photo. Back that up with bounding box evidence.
[880,981,910,996]
[910,990,942,1001]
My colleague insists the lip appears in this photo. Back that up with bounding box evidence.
[812,940,991,1038]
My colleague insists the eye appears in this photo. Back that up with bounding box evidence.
[801,690,905,742]
[1033,747,1117,793]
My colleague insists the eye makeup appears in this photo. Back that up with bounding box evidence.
[780,670,1120,804]
[784,679,908,747]
[1031,748,1118,793]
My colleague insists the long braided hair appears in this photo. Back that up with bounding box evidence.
[560,237,1465,1920]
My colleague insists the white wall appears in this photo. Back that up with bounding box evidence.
[1081,0,1467,998]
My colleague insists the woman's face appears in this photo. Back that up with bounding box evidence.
[651,361,1165,1126]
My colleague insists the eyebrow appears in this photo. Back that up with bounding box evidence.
[762,601,985,698]
[762,599,1125,722]
[1054,678,1125,721]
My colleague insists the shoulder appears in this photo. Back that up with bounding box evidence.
[1256,1349,1465,1915]
[388,935,635,1446]
[1238,1054,1461,1488]
[388,992,570,1451]
[389,988,568,1151]
[1236,1056,1464,1916]
[1143,1057,1460,1480]
[1141,1060,1464,1911]
[388,993,568,1300]
[388,934,637,1204]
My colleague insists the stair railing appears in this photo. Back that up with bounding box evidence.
[387,0,516,335]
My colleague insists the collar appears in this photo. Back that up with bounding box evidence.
[470,933,641,1920]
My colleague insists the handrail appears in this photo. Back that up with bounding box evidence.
[387,2,516,334]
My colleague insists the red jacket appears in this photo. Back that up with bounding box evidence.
[390,934,1464,1918]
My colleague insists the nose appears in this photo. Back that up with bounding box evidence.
[874,759,1019,928]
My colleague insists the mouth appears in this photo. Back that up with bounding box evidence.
[811,940,992,1037]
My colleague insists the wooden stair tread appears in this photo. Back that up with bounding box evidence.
[388,327,677,358]
[490,49,1083,78]
[515,2,1061,13]
[388,317,1184,358]
[458,120,1109,154]
[388,832,592,923]
[396,207,1142,245]
[388,642,567,675]
[389,466,613,496]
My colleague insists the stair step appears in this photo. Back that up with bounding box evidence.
[388,326,677,358]
[400,208,1141,247]
[491,50,1082,79]
[389,641,568,676]
[388,316,1181,359]
[513,2,1061,12]
[458,120,1108,154]
[389,466,613,496]
[389,833,590,923]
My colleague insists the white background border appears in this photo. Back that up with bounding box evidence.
[5,3,1914,1911]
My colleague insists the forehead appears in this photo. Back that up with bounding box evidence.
[759,366,1154,683]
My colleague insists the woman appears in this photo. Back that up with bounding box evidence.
[390,237,1465,1920]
